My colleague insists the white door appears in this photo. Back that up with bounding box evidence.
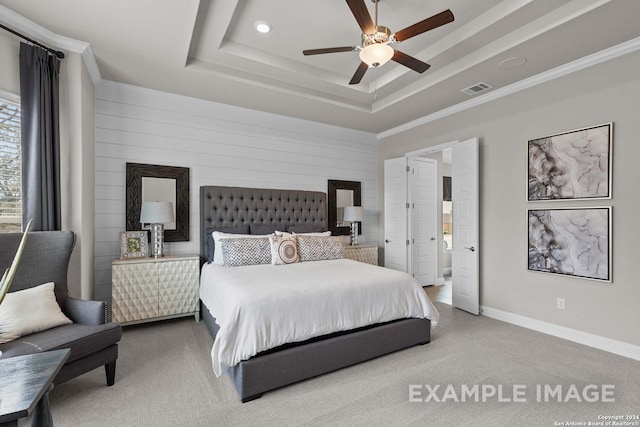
[384,157,408,272]
[452,138,480,315]
[410,157,437,286]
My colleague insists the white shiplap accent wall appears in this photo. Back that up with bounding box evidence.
[94,81,378,301]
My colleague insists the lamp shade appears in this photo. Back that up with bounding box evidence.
[140,202,174,224]
[359,43,394,68]
[343,206,363,222]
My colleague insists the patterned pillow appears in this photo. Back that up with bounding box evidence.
[212,231,264,265]
[206,225,249,263]
[297,235,344,262]
[219,237,271,267]
[269,234,300,265]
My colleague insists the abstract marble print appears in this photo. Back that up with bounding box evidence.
[528,123,612,200]
[528,208,610,281]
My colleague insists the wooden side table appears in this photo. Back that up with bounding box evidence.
[344,244,379,265]
[0,349,70,427]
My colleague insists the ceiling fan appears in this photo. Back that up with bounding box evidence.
[303,0,454,85]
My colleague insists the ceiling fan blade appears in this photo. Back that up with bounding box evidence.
[346,0,375,34]
[393,9,454,42]
[349,61,369,85]
[392,50,431,73]
[303,46,357,56]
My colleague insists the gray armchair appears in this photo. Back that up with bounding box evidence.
[0,231,122,386]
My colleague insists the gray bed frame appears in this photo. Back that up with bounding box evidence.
[199,185,431,402]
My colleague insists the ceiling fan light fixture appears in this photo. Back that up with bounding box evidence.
[359,43,393,68]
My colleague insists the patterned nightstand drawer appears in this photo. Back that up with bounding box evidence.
[112,255,199,325]
[344,244,378,266]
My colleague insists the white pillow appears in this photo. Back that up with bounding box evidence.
[0,282,73,344]
[212,231,265,264]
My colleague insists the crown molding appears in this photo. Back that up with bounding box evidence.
[378,36,640,140]
[0,4,102,85]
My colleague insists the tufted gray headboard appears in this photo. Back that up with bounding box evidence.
[199,186,327,263]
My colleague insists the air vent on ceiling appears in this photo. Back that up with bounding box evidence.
[461,82,492,96]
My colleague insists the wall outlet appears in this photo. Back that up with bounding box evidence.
[556,298,566,310]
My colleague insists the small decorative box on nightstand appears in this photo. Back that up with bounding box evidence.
[344,244,378,266]
[112,255,199,325]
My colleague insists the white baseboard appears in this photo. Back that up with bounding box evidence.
[480,305,640,362]
[435,277,445,286]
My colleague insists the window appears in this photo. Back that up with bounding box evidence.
[0,98,21,232]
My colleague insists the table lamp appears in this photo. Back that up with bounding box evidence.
[343,206,363,246]
[140,201,174,257]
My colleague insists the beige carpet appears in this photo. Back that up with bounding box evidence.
[50,303,640,426]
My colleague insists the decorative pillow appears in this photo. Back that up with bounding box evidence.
[0,282,72,344]
[212,231,264,264]
[219,237,272,267]
[297,235,345,262]
[287,224,325,233]
[269,234,300,265]
[250,224,287,235]
[206,225,250,263]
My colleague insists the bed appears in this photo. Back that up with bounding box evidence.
[199,185,438,402]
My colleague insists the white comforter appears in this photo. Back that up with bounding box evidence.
[200,258,439,376]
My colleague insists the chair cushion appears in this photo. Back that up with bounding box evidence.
[0,282,72,344]
[0,322,122,362]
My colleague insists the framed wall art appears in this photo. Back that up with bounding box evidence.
[528,123,612,201]
[528,207,611,282]
[120,231,149,259]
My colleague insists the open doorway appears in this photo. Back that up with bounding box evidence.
[384,138,479,314]
[419,148,453,305]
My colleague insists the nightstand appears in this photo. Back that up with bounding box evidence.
[111,255,199,325]
[344,244,378,266]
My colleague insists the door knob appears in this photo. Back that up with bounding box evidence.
[464,246,476,252]
[430,237,436,241]
[385,239,391,243]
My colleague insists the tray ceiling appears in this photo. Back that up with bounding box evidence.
[2,0,640,133]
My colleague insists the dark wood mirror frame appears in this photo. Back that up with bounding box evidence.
[126,163,190,242]
[328,180,361,237]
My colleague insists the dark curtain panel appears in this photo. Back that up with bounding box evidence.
[443,176,452,202]
[19,42,61,231]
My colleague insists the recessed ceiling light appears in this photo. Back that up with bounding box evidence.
[499,56,527,70]
[254,21,271,34]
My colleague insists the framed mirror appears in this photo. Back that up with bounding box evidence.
[328,180,361,236]
[126,163,190,242]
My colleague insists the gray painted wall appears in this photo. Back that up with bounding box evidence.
[379,50,640,347]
